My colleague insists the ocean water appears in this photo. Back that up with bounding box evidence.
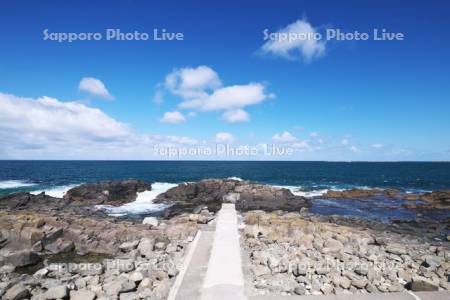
[0,161,449,221]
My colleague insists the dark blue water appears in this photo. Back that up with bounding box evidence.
[1,161,450,194]
[0,161,449,223]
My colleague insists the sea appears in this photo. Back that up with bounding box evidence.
[1,161,449,222]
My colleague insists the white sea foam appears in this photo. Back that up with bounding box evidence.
[30,184,79,198]
[273,185,330,198]
[0,180,36,189]
[96,182,177,216]
[227,176,243,181]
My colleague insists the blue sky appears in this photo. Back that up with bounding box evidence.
[0,0,449,160]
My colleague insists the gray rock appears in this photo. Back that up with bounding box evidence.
[43,285,68,299]
[70,289,96,300]
[423,256,442,269]
[385,244,407,255]
[137,238,155,258]
[33,268,49,278]
[120,292,139,300]
[142,217,158,227]
[410,276,439,291]
[294,285,306,295]
[119,240,140,251]
[2,250,41,267]
[103,277,136,296]
[4,284,30,300]
[45,238,74,254]
[321,283,333,294]
[0,264,15,274]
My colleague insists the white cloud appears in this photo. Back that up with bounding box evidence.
[0,92,199,159]
[159,66,272,122]
[165,65,221,99]
[272,131,297,143]
[78,77,114,100]
[260,19,326,62]
[372,143,384,149]
[215,132,235,143]
[179,83,269,111]
[310,132,318,138]
[160,111,186,124]
[349,146,360,153]
[222,109,250,123]
[341,139,349,145]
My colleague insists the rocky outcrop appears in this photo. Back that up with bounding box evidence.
[0,192,68,212]
[155,179,311,216]
[323,188,383,199]
[64,179,151,205]
[419,190,450,209]
[242,211,450,296]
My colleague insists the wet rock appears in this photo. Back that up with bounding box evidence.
[323,188,382,199]
[64,179,151,205]
[420,190,450,209]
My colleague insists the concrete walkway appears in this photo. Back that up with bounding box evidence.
[169,203,246,300]
[201,203,246,300]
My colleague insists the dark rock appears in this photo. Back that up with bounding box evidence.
[0,192,68,211]
[155,179,311,217]
[64,179,151,205]
[323,188,382,199]
[409,276,439,291]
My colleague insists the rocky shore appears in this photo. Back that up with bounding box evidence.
[0,180,211,300]
[241,210,450,296]
[0,178,449,299]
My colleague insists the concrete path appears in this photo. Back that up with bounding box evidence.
[169,230,215,300]
[201,203,246,300]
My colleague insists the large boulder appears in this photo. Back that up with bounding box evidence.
[155,179,311,216]
[0,249,41,267]
[64,179,151,205]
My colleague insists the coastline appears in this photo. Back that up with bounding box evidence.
[0,178,449,299]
